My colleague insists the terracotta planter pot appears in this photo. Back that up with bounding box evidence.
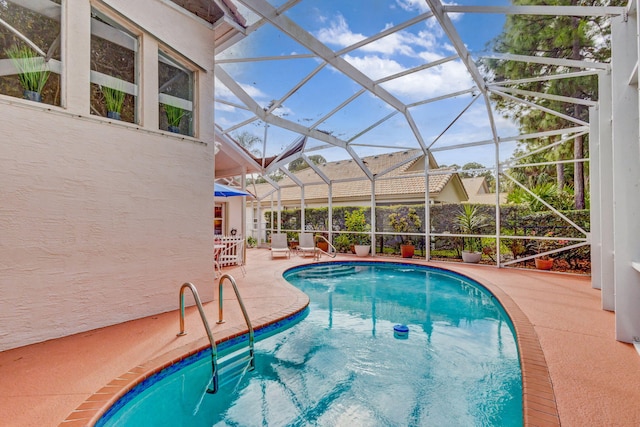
[400,244,415,258]
[317,241,329,252]
[535,258,554,270]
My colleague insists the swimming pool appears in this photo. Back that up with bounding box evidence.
[97,262,522,426]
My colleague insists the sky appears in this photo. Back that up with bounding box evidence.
[215,0,518,169]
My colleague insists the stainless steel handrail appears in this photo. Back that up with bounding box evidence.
[216,274,255,370]
[315,235,337,260]
[176,282,219,393]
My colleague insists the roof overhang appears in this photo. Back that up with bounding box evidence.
[215,127,262,178]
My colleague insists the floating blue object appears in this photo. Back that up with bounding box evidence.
[393,324,409,339]
[394,324,409,333]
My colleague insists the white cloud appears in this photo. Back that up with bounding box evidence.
[316,13,443,58]
[395,0,431,13]
[342,54,405,80]
[215,102,236,113]
[316,14,366,48]
[396,0,462,22]
[343,54,473,100]
[214,77,267,103]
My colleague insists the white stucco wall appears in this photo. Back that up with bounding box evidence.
[0,103,215,351]
[224,197,245,235]
[0,0,218,351]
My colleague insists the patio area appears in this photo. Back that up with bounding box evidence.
[1,248,639,426]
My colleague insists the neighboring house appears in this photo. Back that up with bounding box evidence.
[246,150,468,240]
[461,177,507,204]
[0,0,245,351]
[251,149,468,208]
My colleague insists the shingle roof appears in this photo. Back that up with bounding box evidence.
[250,150,458,204]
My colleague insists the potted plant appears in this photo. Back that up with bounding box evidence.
[315,234,329,252]
[5,45,50,102]
[101,84,126,120]
[533,231,563,270]
[345,209,370,256]
[163,104,185,133]
[389,207,422,258]
[535,256,554,270]
[455,204,488,263]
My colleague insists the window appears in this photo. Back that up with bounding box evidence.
[90,9,138,123]
[214,204,224,235]
[158,50,193,136]
[0,0,62,105]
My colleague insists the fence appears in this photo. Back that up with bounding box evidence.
[214,235,244,267]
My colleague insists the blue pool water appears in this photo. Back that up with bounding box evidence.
[99,262,522,426]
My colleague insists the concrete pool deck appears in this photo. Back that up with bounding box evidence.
[1,248,639,426]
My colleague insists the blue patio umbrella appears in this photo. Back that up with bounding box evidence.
[214,183,254,198]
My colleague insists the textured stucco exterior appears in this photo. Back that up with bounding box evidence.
[0,0,221,351]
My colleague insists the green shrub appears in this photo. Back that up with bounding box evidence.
[333,234,352,253]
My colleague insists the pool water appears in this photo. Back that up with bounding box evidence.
[99,262,522,426]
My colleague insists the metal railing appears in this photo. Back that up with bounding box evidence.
[176,282,219,393]
[217,274,255,370]
[315,235,337,260]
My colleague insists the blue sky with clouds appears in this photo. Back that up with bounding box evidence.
[216,0,518,168]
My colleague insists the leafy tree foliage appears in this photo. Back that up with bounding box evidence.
[483,0,623,209]
[233,131,281,185]
[443,162,496,191]
[287,155,326,172]
[233,131,262,156]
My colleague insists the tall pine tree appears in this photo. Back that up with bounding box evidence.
[483,0,622,209]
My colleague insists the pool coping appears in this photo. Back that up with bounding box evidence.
[289,259,560,425]
[59,288,310,426]
[59,259,558,426]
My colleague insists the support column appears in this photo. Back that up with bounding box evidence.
[370,180,376,256]
[589,106,602,290]
[277,189,282,233]
[610,14,640,343]
[597,71,615,310]
[425,154,431,260]
[328,184,333,242]
[301,186,305,232]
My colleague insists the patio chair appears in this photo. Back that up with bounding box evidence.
[270,233,291,259]
[217,239,246,276]
[297,233,317,258]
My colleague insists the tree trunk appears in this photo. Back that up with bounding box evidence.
[556,162,565,191]
[571,15,585,210]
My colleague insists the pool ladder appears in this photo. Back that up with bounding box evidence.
[177,275,254,394]
[314,235,338,260]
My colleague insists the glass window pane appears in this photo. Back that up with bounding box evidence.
[0,0,62,105]
[158,50,193,136]
[90,9,138,123]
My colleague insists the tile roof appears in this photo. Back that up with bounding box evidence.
[461,177,507,204]
[250,150,457,204]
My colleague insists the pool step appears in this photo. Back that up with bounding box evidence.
[216,347,254,389]
[297,264,357,278]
